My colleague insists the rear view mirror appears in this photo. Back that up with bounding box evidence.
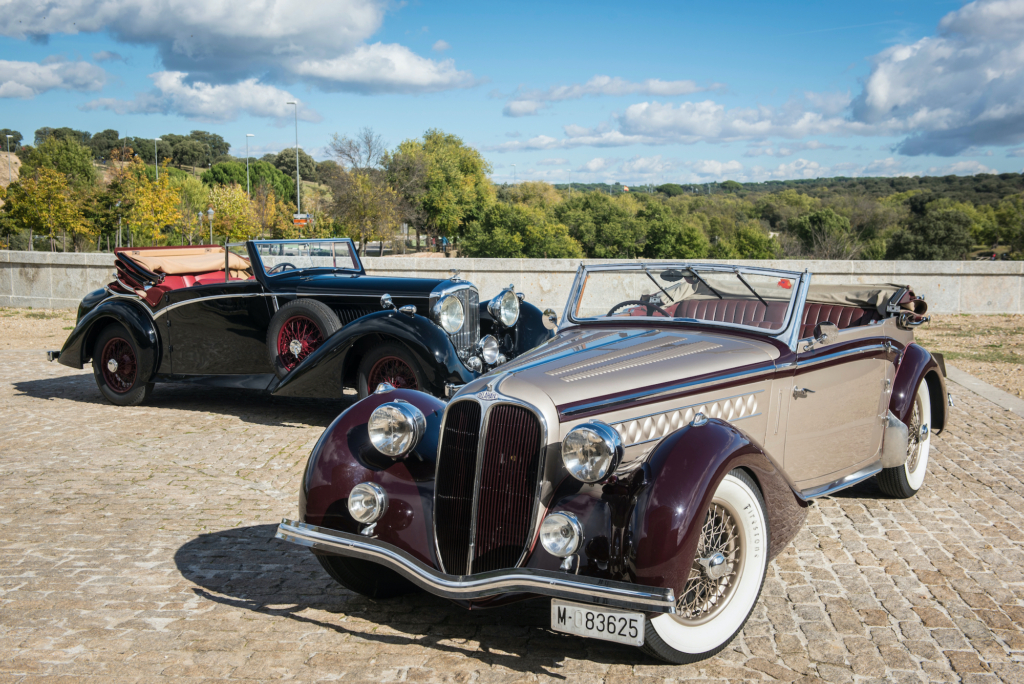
[812,321,838,346]
[542,309,559,330]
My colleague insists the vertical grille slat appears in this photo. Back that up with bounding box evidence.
[434,401,481,575]
[471,404,543,574]
[451,288,480,355]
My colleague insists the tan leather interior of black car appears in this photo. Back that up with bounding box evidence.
[124,247,251,275]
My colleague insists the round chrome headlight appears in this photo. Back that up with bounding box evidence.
[488,288,520,327]
[368,401,426,457]
[561,422,623,483]
[479,334,500,365]
[348,482,387,524]
[540,512,583,557]
[435,294,465,334]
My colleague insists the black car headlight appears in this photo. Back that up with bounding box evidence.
[487,287,520,327]
[434,294,465,334]
[561,422,623,483]
[368,401,426,457]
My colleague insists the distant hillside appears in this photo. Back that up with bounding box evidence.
[555,173,1024,206]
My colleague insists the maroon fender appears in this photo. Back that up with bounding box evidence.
[627,419,807,594]
[890,343,947,433]
[300,388,446,567]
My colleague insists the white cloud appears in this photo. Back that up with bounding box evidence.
[82,71,322,123]
[537,158,569,166]
[92,50,125,63]
[620,155,674,175]
[0,0,474,94]
[925,160,998,175]
[743,140,846,158]
[0,58,106,98]
[503,75,724,116]
[291,42,474,93]
[578,157,613,172]
[432,39,451,52]
[1008,147,1024,157]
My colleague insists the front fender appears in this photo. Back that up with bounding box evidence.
[58,296,160,382]
[272,310,476,399]
[629,420,806,592]
[515,301,556,354]
[301,388,447,568]
[891,343,947,433]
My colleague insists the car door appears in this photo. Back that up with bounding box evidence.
[782,324,893,491]
[162,279,274,376]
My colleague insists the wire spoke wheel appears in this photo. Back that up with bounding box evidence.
[276,315,324,373]
[675,501,744,625]
[100,337,138,393]
[367,355,419,390]
[906,395,923,473]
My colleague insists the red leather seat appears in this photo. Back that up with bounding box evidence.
[800,303,879,338]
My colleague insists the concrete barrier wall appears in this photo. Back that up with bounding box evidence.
[2,250,1022,314]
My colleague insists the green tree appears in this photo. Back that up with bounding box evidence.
[462,203,582,258]
[6,168,91,251]
[731,222,781,259]
[328,169,402,254]
[0,129,22,148]
[188,130,230,158]
[173,139,210,169]
[788,208,852,250]
[551,191,644,258]
[87,129,121,160]
[21,135,97,189]
[202,161,295,203]
[272,147,319,183]
[886,207,974,260]
[171,174,208,244]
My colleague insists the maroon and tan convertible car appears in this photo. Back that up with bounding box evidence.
[276,262,947,663]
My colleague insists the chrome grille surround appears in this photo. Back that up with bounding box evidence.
[432,393,548,575]
[429,282,481,364]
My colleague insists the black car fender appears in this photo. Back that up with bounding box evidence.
[58,294,160,382]
[478,300,555,357]
[271,310,476,398]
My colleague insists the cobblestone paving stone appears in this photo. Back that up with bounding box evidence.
[3,350,1024,682]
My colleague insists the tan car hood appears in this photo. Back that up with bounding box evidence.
[495,326,781,412]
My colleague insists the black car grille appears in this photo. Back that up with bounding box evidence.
[332,305,378,326]
[451,288,479,355]
[434,400,543,575]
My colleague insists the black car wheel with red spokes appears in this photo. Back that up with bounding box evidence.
[91,323,154,406]
[357,341,426,398]
[267,299,342,379]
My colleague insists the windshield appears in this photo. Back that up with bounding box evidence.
[253,239,361,275]
[571,265,799,333]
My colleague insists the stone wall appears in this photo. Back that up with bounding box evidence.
[2,249,1021,314]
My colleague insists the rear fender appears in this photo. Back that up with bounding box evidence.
[628,419,806,592]
[301,388,446,568]
[271,310,475,398]
[58,297,160,381]
[891,343,947,433]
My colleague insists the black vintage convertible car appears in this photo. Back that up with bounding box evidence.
[51,239,554,406]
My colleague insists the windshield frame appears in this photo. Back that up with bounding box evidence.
[250,238,364,277]
[563,262,810,351]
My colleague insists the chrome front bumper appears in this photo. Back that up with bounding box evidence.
[276,519,676,614]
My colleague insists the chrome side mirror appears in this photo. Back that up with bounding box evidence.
[802,321,838,351]
[542,308,559,330]
[380,293,395,310]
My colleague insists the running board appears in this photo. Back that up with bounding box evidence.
[796,460,882,501]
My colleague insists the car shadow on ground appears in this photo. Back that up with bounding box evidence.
[174,524,655,676]
[12,373,349,429]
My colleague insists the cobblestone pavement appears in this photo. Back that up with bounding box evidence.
[3,351,1024,683]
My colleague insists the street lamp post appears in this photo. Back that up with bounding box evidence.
[5,134,11,184]
[154,137,162,181]
[116,200,122,249]
[245,134,254,197]
[207,207,215,244]
[512,164,516,185]
[286,101,300,214]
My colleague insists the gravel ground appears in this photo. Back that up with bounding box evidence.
[913,315,1024,398]
[0,308,77,351]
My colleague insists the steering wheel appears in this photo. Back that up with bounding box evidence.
[268,262,297,274]
[607,300,671,317]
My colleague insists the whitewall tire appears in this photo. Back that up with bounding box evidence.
[878,380,931,498]
[642,469,769,664]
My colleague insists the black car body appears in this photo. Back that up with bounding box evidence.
[53,239,554,405]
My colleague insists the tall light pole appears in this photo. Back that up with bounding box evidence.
[5,135,11,184]
[286,101,300,214]
[154,137,162,181]
[207,207,215,244]
[512,164,516,185]
[245,134,254,197]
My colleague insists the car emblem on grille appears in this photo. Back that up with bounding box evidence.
[478,391,500,401]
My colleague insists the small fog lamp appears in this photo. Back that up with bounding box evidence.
[480,334,500,365]
[540,512,583,558]
[348,482,387,524]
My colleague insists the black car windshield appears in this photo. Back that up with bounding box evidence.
[254,239,361,275]
[572,265,799,333]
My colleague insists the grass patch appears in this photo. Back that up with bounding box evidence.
[24,311,67,320]
[937,349,1024,365]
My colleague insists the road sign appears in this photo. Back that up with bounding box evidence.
[293,213,310,219]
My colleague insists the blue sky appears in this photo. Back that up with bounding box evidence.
[1,0,1023,184]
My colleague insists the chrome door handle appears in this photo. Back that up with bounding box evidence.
[793,387,815,399]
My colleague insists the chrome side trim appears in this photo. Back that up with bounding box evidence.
[796,460,882,501]
[795,344,887,371]
[152,292,270,318]
[277,519,676,613]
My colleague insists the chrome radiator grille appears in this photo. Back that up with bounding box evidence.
[450,288,479,354]
[433,400,543,575]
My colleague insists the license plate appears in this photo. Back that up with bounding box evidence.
[550,599,645,646]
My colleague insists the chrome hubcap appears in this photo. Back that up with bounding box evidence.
[676,502,742,623]
[107,358,118,373]
[289,339,303,357]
